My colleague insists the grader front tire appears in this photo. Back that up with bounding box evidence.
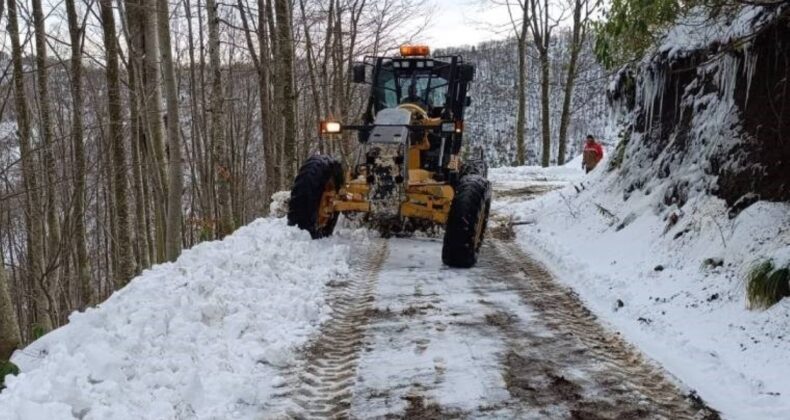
[287,155,344,239]
[442,175,491,268]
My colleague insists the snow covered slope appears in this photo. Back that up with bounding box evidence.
[0,219,356,420]
[492,156,790,419]
[608,4,790,208]
[496,9,790,416]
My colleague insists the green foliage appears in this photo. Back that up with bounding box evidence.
[31,324,46,340]
[594,0,685,68]
[746,260,790,310]
[0,360,20,391]
[608,131,631,171]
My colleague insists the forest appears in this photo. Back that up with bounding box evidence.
[0,0,605,347]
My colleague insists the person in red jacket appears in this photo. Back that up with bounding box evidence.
[582,135,604,173]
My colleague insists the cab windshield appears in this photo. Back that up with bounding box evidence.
[372,61,449,113]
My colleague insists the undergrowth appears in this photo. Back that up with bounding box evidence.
[746,260,790,310]
[608,132,630,172]
[0,360,20,391]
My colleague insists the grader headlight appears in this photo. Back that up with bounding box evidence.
[320,120,342,135]
[442,120,464,134]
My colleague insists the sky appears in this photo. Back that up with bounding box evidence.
[418,0,516,48]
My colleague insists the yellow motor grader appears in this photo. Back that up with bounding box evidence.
[288,45,490,267]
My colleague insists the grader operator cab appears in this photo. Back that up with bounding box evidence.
[288,45,490,268]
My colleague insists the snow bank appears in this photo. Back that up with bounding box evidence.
[491,165,790,419]
[657,5,783,60]
[488,157,584,184]
[0,219,353,419]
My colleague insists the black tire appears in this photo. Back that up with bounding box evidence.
[442,175,491,268]
[460,159,488,178]
[288,155,344,239]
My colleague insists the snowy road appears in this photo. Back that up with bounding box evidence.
[267,212,718,418]
[0,182,722,419]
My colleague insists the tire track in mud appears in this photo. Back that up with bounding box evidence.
[275,239,388,419]
[484,239,719,419]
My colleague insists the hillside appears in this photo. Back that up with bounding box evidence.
[494,4,790,418]
[442,36,609,167]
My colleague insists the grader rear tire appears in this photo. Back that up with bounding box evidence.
[459,159,488,178]
[288,155,344,239]
[442,175,491,268]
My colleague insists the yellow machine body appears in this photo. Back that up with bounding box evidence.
[329,115,455,225]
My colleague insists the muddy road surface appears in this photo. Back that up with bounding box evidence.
[265,224,718,419]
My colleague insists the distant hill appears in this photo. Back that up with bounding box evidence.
[440,35,609,167]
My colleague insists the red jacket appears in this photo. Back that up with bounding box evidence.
[584,141,603,159]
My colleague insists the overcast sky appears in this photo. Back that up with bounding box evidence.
[418,0,515,48]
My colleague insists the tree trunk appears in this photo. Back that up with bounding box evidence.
[123,0,151,272]
[0,265,21,360]
[141,0,168,261]
[259,0,276,201]
[515,15,528,166]
[185,0,211,224]
[557,0,585,166]
[6,0,51,333]
[274,0,297,184]
[158,0,184,261]
[32,0,61,325]
[238,0,275,211]
[298,0,323,155]
[207,0,234,237]
[100,0,134,288]
[539,52,551,167]
[527,0,554,167]
[65,0,92,308]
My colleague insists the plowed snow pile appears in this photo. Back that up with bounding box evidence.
[0,219,354,420]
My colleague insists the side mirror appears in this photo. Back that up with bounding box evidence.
[465,96,472,107]
[458,64,475,83]
[352,63,366,84]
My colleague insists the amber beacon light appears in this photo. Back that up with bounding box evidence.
[400,45,430,57]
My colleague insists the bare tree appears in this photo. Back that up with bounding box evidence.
[159,0,184,261]
[32,0,61,324]
[502,0,530,165]
[528,0,564,167]
[65,0,92,307]
[207,0,234,237]
[557,0,596,165]
[100,0,134,287]
[142,0,169,261]
[6,0,52,332]
[0,264,21,361]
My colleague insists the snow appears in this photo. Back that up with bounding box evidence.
[656,5,784,60]
[0,218,355,420]
[268,190,290,217]
[488,158,584,185]
[350,238,518,417]
[491,161,790,420]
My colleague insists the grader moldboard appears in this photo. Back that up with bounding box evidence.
[288,45,491,268]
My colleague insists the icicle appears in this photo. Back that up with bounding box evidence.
[640,65,665,132]
[742,44,758,108]
[713,54,739,110]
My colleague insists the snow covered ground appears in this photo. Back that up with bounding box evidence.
[0,219,359,420]
[2,156,786,419]
[491,158,790,420]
